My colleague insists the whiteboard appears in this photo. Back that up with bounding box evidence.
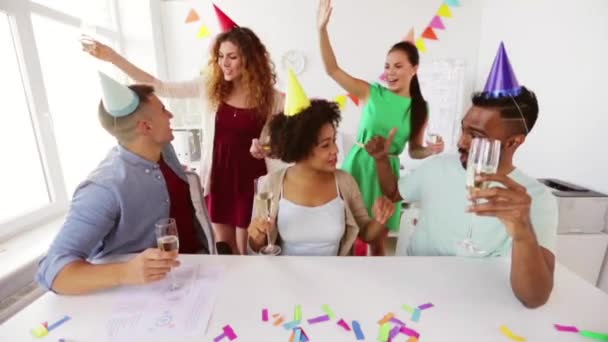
[418,58,467,153]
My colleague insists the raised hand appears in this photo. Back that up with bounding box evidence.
[468,174,533,240]
[317,0,333,30]
[365,127,397,160]
[80,36,117,62]
[372,196,396,225]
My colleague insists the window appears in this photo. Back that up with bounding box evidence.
[31,14,117,195]
[0,12,50,224]
[0,0,119,239]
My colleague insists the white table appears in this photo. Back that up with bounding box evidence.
[1,256,607,341]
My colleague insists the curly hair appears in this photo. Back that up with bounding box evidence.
[206,27,277,121]
[269,99,342,163]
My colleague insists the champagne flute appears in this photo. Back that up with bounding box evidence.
[260,135,271,155]
[79,21,96,51]
[254,178,281,256]
[458,137,501,256]
[425,120,442,153]
[155,218,180,290]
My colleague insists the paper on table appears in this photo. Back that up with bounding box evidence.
[106,265,223,339]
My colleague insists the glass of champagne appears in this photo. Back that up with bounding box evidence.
[254,178,281,256]
[458,137,501,256]
[155,218,180,290]
[260,135,271,155]
[425,121,442,153]
[79,21,96,52]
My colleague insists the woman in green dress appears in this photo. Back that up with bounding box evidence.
[317,0,444,255]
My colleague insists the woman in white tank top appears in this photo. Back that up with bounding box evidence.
[247,99,395,256]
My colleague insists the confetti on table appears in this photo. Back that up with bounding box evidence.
[400,326,420,338]
[580,330,608,341]
[273,316,285,326]
[352,320,365,340]
[411,308,421,322]
[213,325,238,342]
[554,324,579,333]
[378,312,395,325]
[337,319,351,331]
[389,317,407,326]
[389,325,402,339]
[294,305,302,321]
[30,324,48,338]
[378,323,390,342]
[273,313,281,318]
[283,320,301,330]
[224,325,237,340]
[322,304,336,319]
[262,308,269,322]
[500,325,526,341]
[402,304,415,314]
[294,328,302,342]
[307,315,330,324]
[418,303,434,310]
[300,327,310,342]
[289,329,295,342]
[48,315,71,331]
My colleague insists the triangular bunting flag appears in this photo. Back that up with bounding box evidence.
[197,24,211,39]
[422,27,438,40]
[347,94,360,106]
[402,28,415,44]
[437,4,452,18]
[415,38,427,53]
[185,9,200,23]
[334,95,347,111]
[445,0,460,7]
[430,16,445,30]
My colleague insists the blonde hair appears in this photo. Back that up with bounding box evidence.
[98,85,154,143]
[206,27,277,121]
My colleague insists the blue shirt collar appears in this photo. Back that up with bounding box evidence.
[117,144,159,169]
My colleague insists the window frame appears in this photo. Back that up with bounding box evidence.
[0,0,120,241]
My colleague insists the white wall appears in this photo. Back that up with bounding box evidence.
[158,0,608,194]
[117,1,166,78]
[159,0,484,158]
[476,0,608,194]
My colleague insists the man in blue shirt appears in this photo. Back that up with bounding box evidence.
[37,73,208,294]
